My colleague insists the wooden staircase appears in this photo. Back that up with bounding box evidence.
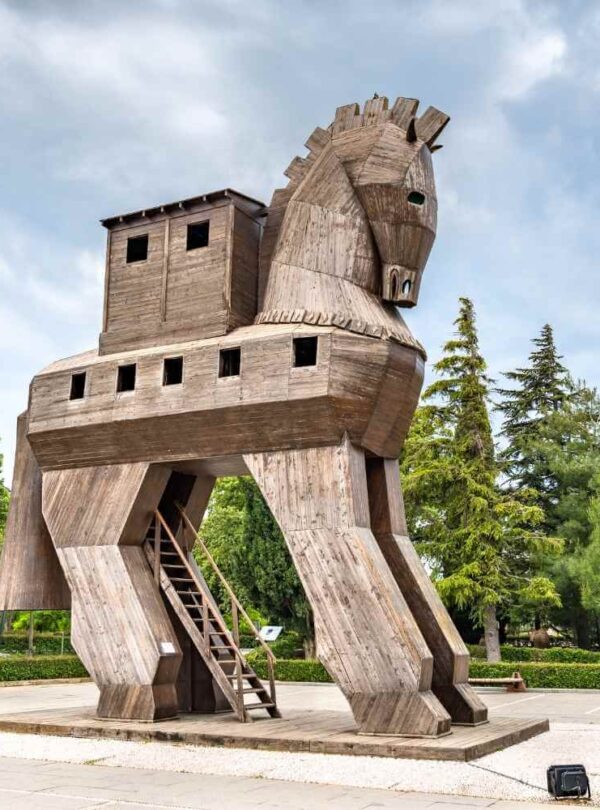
[144,508,280,722]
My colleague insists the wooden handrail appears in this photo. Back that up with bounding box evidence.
[176,504,277,665]
[152,508,277,718]
[153,511,240,659]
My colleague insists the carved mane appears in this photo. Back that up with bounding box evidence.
[257,95,449,355]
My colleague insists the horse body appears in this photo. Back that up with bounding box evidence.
[0,96,487,735]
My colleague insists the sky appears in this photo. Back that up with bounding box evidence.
[1,0,599,483]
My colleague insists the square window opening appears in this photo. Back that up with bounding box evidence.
[186,221,210,251]
[293,336,318,367]
[163,356,183,386]
[219,347,240,378]
[117,363,136,393]
[69,371,86,400]
[126,234,149,263]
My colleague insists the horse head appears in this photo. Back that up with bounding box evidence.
[258,95,449,345]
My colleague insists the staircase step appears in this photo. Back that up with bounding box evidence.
[245,702,275,710]
[149,506,279,723]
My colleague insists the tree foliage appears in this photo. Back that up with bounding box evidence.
[496,324,572,506]
[523,385,600,644]
[0,443,9,550]
[196,477,312,638]
[401,298,561,660]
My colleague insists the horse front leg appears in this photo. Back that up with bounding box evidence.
[365,457,488,725]
[245,436,450,737]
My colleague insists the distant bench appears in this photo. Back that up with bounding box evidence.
[469,670,526,692]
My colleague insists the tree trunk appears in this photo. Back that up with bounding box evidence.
[483,604,501,662]
[574,609,591,649]
[27,611,34,657]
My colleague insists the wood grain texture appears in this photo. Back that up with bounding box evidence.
[43,464,181,721]
[100,193,263,355]
[365,458,488,725]
[0,708,548,762]
[245,437,451,737]
[0,413,70,610]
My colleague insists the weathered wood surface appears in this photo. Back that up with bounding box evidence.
[27,326,423,470]
[100,191,263,355]
[42,463,181,721]
[245,437,451,737]
[0,413,70,610]
[0,707,548,762]
[365,457,487,725]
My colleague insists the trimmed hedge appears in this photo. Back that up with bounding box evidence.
[247,652,331,682]
[0,633,74,656]
[247,652,600,689]
[467,644,600,664]
[470,661,600,689]
[0,654,88,682]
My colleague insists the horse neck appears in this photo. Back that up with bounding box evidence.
[257,142,382,318]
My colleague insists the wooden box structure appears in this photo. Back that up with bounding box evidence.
[0,95,489,737]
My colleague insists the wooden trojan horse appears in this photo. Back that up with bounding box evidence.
[0,95,488,736]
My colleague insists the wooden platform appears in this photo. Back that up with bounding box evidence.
[0,706,548,762]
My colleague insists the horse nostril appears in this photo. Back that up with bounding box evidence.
[402,280,412,295]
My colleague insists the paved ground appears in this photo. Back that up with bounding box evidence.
[2,679,600,724]
[0,681,599,808]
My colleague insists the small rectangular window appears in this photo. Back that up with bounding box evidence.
[126,234,148,263]
[117,363,136,392]
[219,347,240,378]
[293,336,318,367]
[69,371,86,400]
[186,221,210,251]
[163,356,183,386]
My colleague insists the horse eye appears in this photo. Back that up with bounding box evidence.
[407,191,425,206]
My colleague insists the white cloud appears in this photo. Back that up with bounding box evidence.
[498,31,567,100]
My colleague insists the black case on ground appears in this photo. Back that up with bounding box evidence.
[547,764,590,799]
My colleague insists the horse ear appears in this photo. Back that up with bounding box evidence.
[406,117,417,143]
[416,107,450,148]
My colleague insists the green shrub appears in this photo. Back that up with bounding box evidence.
[469,661,600,689]
[0,654,88,682]
[247,652,331,682]
[0,633,74,656]
[247,654,600,689]
[248,631,304,659]
[466,643,600,664]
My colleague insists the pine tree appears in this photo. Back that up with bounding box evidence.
[401,299,561,661]
[496,324,571,500]
[527,384,600,646]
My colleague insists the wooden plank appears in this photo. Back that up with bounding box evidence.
[0,708,549,762]
[245,437,452,737]
[0,413,70,610]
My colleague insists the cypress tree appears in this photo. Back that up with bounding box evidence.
[496,324,572,500]
[402,299,560,660]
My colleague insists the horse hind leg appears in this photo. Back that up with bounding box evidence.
[245,437,451,737]
[42,463,182,721]
[365,457,488,725]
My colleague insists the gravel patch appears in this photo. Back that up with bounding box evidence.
[0,722,598,804]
